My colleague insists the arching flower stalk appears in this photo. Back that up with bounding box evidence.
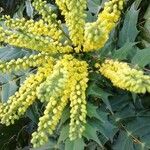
[0,0,149,148]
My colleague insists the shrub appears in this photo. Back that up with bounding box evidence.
[0,0,150,149]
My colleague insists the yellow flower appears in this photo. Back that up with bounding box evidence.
[99,59,150,93]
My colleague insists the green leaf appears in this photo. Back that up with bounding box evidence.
[132,47,150,68]
[58,125,69,143]
[87,103,104,122]
[118,3,139,46]
[31,141,57,150]
[83,123,103,148]
[113,117,150,150]
[26,103,40,124]
[112,42,137,60]
[25,0,33,18]
[143,5,150,47]
[87,0,102,14]
[87,83,112,113]
[65,138,85,150]
[2,80,18,102]
[88,111,118,143]
[0,47,28,61]
[85,11,96,22]
[0,74,18,103]
[13,2,25,18]
[59,106,70,126]
[113,131,140,150]
[109,92,132,111]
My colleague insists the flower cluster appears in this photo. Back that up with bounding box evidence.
[0,59,54,126]
[98,59,150,93]
[0,52,51,73]
[55,0,87,48]
[4,16,59,39]
[0,27,72,54]
[69,62,88,140]
[0,0,149,149]
[84,0,124,51]
[31,55,88,148]
[32,0,63,40]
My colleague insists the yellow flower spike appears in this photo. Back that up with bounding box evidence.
[56,0,87,47]
[0,60,54,126]
[83,0,124,52]
[4,17,61,40]
[0,52,51,73]
[0,28,73,53]
[55,0,68,15]
[31,92,69,148]
[98,59,150,94]
[32,55,89,148]
[0,103,5,120]
[32,0,63,40]
[37,59,70,102]
[69,61,88,140]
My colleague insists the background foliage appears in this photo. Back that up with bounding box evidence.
[0,0,150,150]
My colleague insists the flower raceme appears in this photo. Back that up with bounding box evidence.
[31,55,88,147]
[0,0,149,148]
[97,60,150,93]
[0,0,124,53]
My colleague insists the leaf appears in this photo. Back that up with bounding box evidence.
[99,30,116,58]
[83,123,103,148]
[2,80,18,102]
[0,118,30,150]
[26,103,40,124]
[110,93,132,112]
[143,4,150,47]
[134,0,143,9]
[114,105,136,121]
[98,119,118,143]
[113,117,150,150]
[87,0,102,14]
[0,74,18,103]
[31,141,57,150]
[87,83,112,113]
[25,0,33,18]
[65,138,85,150]
[87,103,104,122]
[59,106,70,126]
[85,11,97,22]
[0,47,28,61]
[113,131,139,150]
[13,3,25,18]
[58,125,69,143]
[132,47,150,68]
[88,111,118,143]
[118,3,139,47]
[112,42,137,60]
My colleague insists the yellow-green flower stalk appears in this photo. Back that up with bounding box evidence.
[69,61,88,140]
[32,0,63,40]
[31,92,69,148]
[31,55,88,147]
[83,0,124,51]
[56,0,87,48]
[4,16,60,39]
[0,28,72,53]
[37,58,70,102]
[98,59,150,93]
[0,52,51,73]
[0,60,54,126]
